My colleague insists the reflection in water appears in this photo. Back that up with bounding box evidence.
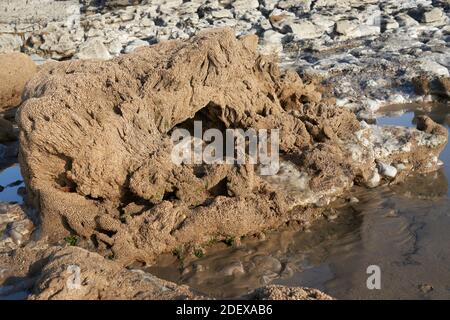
[377,103,450,197]
[377,102,450,127]
[0,142,19,172]
[150,104,450,299]
[0,164,24,204]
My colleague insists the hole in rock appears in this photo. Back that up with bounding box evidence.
[94,226,117,238]
[193,165,207,178]
[172,101,227,135]
[118,184,155,217]
[53,154,74,186]
[60,216,79,236]
[163,189,180,201]
[169,102,230,163]
[85,195,105,202]
[113,105,123,116]
[208,177,229,197]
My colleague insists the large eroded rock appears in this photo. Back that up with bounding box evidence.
[17,28,447,266]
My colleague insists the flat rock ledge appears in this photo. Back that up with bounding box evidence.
[17,28,448,268]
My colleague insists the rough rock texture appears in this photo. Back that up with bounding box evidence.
[250,284,334,300]
[0,53,37,112]
[0,243,202,299]
[17,28,448,266]
[1,0,449,112]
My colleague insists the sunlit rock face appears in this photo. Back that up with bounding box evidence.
[16,28,447,266]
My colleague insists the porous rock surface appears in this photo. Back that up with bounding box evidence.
[0,243,203,299]
[30,246,203,300]
[250,284,334,300]
[17,28,447,266]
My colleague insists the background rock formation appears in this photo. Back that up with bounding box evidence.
[0,243,333,300]
[0,53,37,113]
[1,0,448,113]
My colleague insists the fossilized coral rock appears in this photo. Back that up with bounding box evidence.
[17,28,447,266]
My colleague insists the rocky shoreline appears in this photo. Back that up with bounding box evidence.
[0,0,449,300]
[1,0,449,113]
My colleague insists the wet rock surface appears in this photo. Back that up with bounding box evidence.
[0,0,448,112]
[249,284,334,300]
[150,173,450,299]
[0,118,16,144]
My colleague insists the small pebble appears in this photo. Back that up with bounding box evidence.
[419,284,433,294]
[256,232,266,241]
[394,163,407,171]
[280,263,294,278]
[17,187,26,197]
[192,263,205,272]
[384,209,398,218]
[367,170,381,188]
[378,162,397,179]
[9,229,23,245]
[251,255,282,273]
[348,196,359,204]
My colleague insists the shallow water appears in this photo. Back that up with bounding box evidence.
[0,141,23,204]
[0,164,24,204]
[377,104,450,198]
[150,104,450,299]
